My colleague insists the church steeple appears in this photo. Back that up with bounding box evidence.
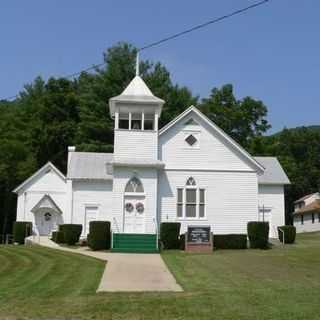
[109,73,165,160]
[109,74,164,131]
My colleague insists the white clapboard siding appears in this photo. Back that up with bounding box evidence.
[159,112,254,171]
[294,213,320,233]
[72,181,113,234]
[158,170,258,235]
[16,170,67,235]
[258,184,285,238]
[111,167,158,234]
[114,130,158,160]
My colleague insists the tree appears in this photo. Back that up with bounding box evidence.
[251,126,320,224]
[200,84,270,148]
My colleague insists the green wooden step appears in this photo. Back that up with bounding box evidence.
[111,247,159,253]
[112,233,158,253]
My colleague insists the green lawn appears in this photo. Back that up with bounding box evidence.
[1,233,320,319]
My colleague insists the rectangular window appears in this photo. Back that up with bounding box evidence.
[177,188,183,218]
[131,113,142,130]
[312,213,315,223]
[185,189,197,218]
[176,186,206,219]
[119,113,129,129]
[144,113,154,130]
[199,189,205,218]
[301,215,304,225]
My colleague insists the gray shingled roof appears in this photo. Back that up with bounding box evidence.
[67,152,113,180]
[254,157,290,185]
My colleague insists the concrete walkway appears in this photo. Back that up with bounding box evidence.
[26,236,183,292]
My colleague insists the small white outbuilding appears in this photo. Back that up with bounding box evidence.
[14,75,290,244]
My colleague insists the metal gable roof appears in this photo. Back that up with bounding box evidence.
[67,152,113,180]
[254,157,290,185]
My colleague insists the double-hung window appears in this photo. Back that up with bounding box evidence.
[176,177,206,219]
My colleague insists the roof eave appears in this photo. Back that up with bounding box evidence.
[67,177,113,181]
[258,181,291,185]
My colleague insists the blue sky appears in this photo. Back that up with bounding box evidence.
[1,1,319,133]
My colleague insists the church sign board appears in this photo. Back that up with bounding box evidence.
[185,225,212,252]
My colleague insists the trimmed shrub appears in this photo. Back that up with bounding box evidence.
[57,224,67,243]
[87,221,111,251]
[179,234,185,250]
[213,234,247,249]
[247,221,269,249]
[160,222,181,249]
[277,225,296,244]
[63,224,82,245]
[51,231,64,244]
[13,221,33,244]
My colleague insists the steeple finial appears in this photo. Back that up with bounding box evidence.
[135,51,140,76]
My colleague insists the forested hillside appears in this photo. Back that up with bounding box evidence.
[0,42,319,234]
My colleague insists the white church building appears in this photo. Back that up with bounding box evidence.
[13,75,290,245]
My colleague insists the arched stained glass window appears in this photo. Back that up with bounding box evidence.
[125,177,144,193]
[186,177,196,186]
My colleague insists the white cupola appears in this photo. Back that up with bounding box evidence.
[109,75,164,131]
[109,75,165,161]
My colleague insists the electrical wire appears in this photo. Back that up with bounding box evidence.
[1,0,270,101]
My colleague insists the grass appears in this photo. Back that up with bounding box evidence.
[1,233,320,319]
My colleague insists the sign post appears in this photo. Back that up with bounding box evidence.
[185,226,212,252]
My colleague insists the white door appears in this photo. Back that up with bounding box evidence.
[36,211,56,235]
[124,197,145,233]
[85,206,98,235]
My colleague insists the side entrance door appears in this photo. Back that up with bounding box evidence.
[85,206,98,235]
[36,211,56,235]
[123,197,145,233]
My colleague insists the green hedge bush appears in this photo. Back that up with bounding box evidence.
[277,225,296,244]
[62,224,82,245]
[13,221,33,244]
[213,234,247,249]
[160,223,181,249]
[87,221,111,250]
[51,231,64,244]
[247,221,269,249]
[57,224,67,243]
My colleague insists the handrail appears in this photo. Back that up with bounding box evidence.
[278,227,285,246]
[113,217,120,233]
[112,217,120,250]
[153,218,159,250]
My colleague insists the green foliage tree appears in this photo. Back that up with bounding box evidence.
[200,84,271,148]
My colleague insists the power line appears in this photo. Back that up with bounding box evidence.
[2,0,270,101]
[138,0,270,51]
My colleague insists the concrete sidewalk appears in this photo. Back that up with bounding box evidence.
[26,236,183,292]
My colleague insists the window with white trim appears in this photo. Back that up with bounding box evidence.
[176,177,206,219]
[125,177,144,193]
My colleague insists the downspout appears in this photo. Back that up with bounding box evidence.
[67,146,76,224]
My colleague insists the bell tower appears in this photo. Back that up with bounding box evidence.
[109,75,164,161]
